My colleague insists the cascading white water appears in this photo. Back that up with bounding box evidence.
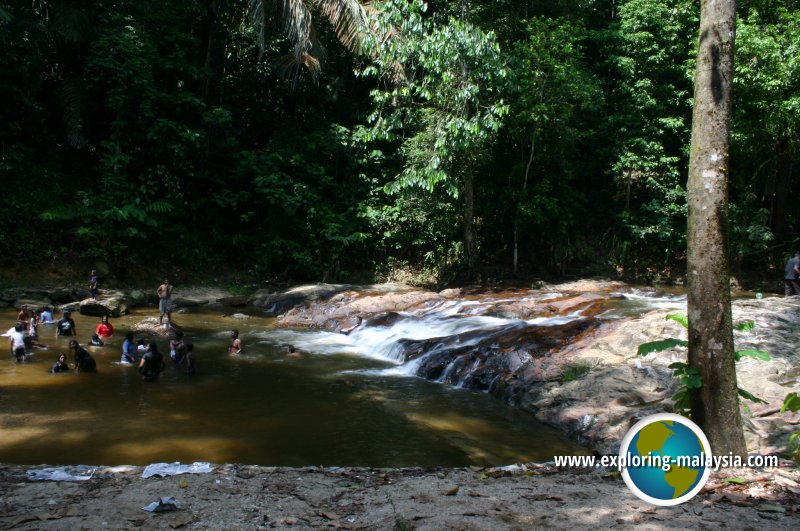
[255,289,688,380]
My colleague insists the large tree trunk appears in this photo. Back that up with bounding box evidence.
[686,0,746,457]
[513,138,535,274]
[464,171,476,279]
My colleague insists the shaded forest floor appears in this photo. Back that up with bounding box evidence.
[0,463,798,530]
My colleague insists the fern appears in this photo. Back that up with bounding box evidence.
[637,338,688,356]
[666,313,688,329]
[146,201,174,214]
[734,349,771,362]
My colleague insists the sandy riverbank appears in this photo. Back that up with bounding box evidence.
[1,462,798,530]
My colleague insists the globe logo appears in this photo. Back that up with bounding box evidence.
[619,413,712,506]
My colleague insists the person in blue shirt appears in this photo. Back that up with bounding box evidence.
[121,332,137,364]
[89,270,98,299]
[40,306,54,324]
[51,353,69,373]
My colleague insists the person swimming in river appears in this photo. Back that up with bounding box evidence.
[40,305,54,324]
[121,332,137,364]
[139,341,165,382]
[16,305,29,324]
[170,330,187,365]
[285,344,303,359]
[95,314,114,339]
[51,353,69,373]
[56,310,77,337]
[9,323,26,363]
[184,342,196,375]
[69,340,96,373]
[228,329,242,355]
[89,333,104,346]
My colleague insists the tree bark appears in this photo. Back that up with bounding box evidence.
[686,0,746,457]
[464,170,476,279]
[513,137,535,274]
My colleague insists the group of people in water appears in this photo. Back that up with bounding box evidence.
[8,277,258,382]
[8,308,245,382]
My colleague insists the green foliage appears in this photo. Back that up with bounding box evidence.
[734,349,771,362]
[1,0,798,285]
[667,362,702,414]
[603,0,699,277]
[733,320,756,332]
[637,338,688,356]
[358,3,508,193]
[666,313,688,328]
[638,313,770,414]
[782,393,800,463]
[782,393,800,413]
[737,387,768,405]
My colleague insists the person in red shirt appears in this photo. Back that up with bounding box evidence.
[95,315,114,339]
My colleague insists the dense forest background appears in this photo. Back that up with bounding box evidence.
[1,0,798,288]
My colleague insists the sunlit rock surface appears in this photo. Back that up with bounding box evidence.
[79,292,129,317]
[275,281,799,457]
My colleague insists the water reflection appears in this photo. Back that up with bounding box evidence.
[0,307,588,466]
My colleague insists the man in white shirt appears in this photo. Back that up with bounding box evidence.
[9,323,26,362]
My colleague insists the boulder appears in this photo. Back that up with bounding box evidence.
[217,295,249,307]
[14,298,52,310]
[128,289,156,307]
[80,293,129,317]
[58,302,81,313]
[132,317,181,337]
[173,297,208,308]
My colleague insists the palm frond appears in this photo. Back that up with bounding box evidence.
[316,0,369,53]
[281,0,314,64]
[51,4,91,43]
[246,0,269,57]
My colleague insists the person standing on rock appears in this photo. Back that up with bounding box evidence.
[157,279,174,327]
[89,270,98,299]
[56,310,77,337]
[784,252,800,296]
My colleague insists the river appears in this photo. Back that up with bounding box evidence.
[0,305,604,467]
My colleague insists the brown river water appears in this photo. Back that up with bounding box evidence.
[0,307,589,467]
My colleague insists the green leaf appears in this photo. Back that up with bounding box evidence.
[637,338,688,356]
[666,313,688,329]
[734,349,771,362]
[738,387,768,404]
[781,393,800,413]
[684,374,703,389]
[733,320,756,332]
